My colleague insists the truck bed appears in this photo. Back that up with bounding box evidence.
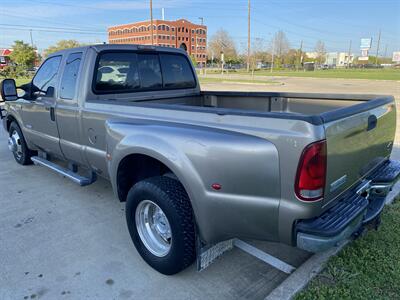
[106,91,395,206]
[120,91,393,126]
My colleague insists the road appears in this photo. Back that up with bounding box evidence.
[0,127,309,300]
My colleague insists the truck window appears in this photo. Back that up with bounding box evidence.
[159,54,196,88]
[137,53,162,89]
[95,52,140,92]
[60,52,82,100]
[93,51,195,94]
[33,56,62,92]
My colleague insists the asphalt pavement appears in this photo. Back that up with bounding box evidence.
[0,128,310,300]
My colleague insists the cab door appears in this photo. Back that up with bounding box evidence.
[22,55,63,157]
[55,51,86,165]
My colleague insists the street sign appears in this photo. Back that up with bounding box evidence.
[360,38,372,50]
[393,52,400,63]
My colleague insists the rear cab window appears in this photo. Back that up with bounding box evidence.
[93,51,196,94]
[60,52,83,100]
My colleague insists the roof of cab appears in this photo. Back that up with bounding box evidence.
[48,43,187,57]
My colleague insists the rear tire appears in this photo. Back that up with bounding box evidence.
[125,176,196,275]
[8,122,35,165]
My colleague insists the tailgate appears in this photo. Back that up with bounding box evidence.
[322,97,396,206]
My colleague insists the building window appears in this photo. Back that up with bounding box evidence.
[191,46,194,50]
[172,36,175,40]
[191,38,194,42]
[167,36,170,40]
[162,25,165,30]
[185,28,188,33]
[178,27,181,32]
[186,37,188,41]
[172,27,175,32]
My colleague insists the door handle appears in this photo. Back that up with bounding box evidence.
[45,105,55,121]
[50,107,55,121]
[367,115,377,131]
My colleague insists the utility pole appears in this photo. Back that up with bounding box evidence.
[347,39,352,68]
[270,38,274,73]
[29,29,34,47]
[297,40,303,71]
[375,29,381,65]
[384,44,388,59]
[198,17,204,25]
[150,0,154,45]
[247,0,251,72]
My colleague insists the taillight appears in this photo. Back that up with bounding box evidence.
[295,140,327,201]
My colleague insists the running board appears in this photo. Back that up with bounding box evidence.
[31,156,96,186]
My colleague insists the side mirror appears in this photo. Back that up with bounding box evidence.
[45,86,55,98]
[0,79,18,101]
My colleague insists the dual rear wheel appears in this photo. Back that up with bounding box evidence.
[125,176,196,275]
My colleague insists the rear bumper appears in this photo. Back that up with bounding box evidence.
[295,159,400,253]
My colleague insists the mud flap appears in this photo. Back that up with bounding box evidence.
[196,238,234,271]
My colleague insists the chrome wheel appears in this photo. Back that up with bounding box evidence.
[135,200,172,257]
[8,130,23,159]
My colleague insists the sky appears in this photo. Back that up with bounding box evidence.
[1,0,399,56]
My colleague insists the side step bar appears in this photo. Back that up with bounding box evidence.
[31,156,96,186]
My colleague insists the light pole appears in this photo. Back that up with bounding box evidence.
[247,0,251,72]
[150,0,154,45]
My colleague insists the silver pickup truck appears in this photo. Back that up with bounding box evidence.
[1,44,399,275]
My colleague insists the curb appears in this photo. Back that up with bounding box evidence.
[265,181,400,300]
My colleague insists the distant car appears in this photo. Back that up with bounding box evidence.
[26,67,39,72]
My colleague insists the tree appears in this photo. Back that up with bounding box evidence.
[208,29,238,63]
[44,40,82,56]
[283,49,299,67]
[9,40,36,69]
[190,54,197,67]
[250,38,269,69]
[270,31,290,67]
[315,40,326,65]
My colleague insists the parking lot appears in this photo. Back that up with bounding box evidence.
[1,76,399,300]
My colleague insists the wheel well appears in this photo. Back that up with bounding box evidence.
[117,154,174,202]
[6,115,17,132]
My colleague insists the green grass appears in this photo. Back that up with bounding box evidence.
[296,200,400,300]
[249,68,400,80]
[204,68,400,81]
[0,77,32,86]
[198,76,279,85]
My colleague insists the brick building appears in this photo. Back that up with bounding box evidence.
[108,19,207,65]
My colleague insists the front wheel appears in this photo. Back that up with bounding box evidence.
[8,122,34,165]
[125,176,196,275]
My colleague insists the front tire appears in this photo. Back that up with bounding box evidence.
[8,122,34,165]
[125,176,196,275]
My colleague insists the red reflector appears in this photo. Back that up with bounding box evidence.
[295,140,327,201]
[211,183,222,190]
